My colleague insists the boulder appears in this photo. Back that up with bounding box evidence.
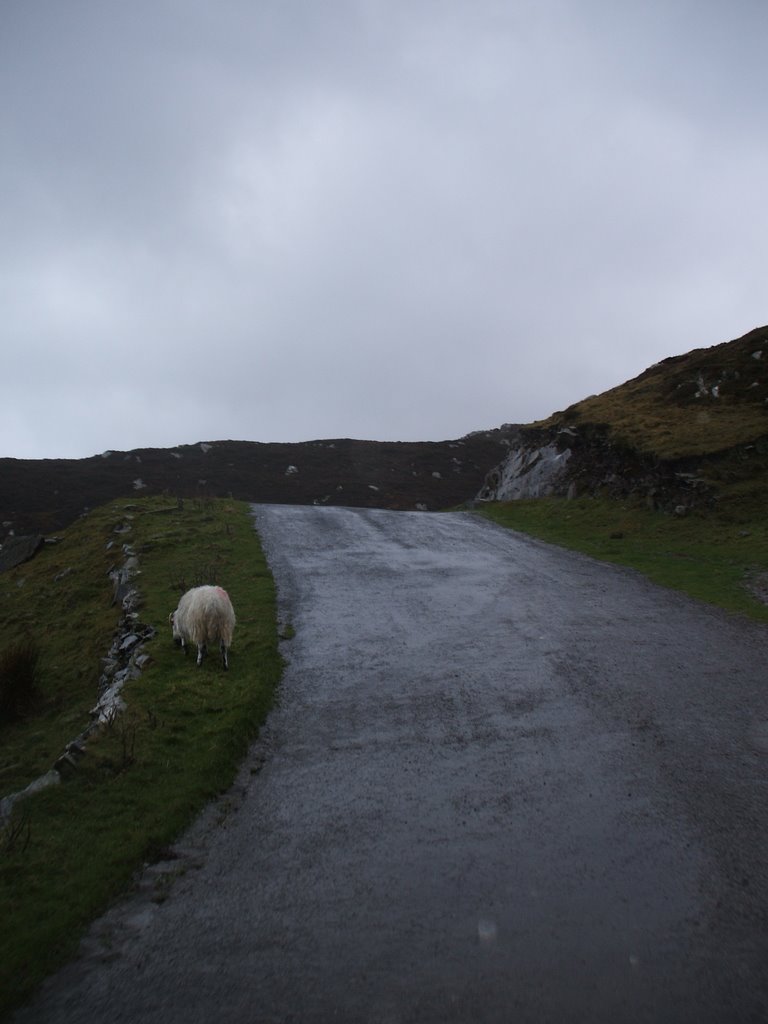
[0,534,44,573]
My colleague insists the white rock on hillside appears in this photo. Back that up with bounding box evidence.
[476,442,572,502]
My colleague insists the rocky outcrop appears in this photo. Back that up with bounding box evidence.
[476,438,573,501]
[95,529,155,727]
[476,424,713,512]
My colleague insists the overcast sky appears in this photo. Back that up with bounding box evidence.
[2,0,766,459]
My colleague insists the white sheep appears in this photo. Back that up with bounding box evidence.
[169,585,236,670]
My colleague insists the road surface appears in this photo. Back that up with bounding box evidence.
[14,505,768,1023]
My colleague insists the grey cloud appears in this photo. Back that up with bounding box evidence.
[1,0,767,457]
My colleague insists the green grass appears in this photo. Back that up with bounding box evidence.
[533,327,768,460]
[538,376,768,458]
[0,496,282,1017]
[477,497,768,622]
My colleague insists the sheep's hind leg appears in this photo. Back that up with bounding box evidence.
[220,641,229,670]
[196,644,205,666]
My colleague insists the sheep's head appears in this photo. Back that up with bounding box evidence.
[169,610,182,642]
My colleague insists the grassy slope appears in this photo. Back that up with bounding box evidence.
[534,325,768,459]
[0,496,282,1017]
[478,497,768,623]
[499,328,768,605]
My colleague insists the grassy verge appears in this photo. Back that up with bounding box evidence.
[0,496,282,1017]
[476,497,768,623]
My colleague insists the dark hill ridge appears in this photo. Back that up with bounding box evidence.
[0,433,515,538]
[4,325,768,540]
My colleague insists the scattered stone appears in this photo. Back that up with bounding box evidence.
[54,751,80,777]
[92,683,127,724]
[121,587,141,613]
[0,534,45,573]
[0,770,60,822]
[54,568,73,582]
[0,538,158,820]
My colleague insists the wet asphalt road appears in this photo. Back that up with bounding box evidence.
[15,505,768,1023]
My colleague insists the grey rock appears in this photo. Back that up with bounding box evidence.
[54,752,80,777]
[0,534,45,573]
[477,442,572,501]
[0,769,60,822]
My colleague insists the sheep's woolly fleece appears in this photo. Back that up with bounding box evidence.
[171,585,236,669]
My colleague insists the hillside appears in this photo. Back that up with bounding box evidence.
[479,325,768,513]
[540,323,768,458]
[0,433,514,540]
